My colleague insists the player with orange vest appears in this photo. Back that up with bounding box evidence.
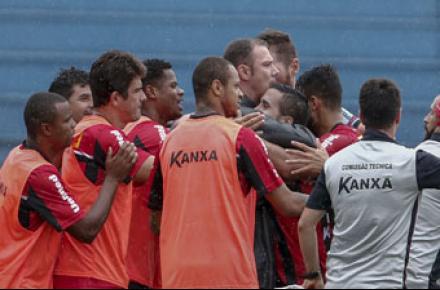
[53,51,155,289]
[124,59,184,289]
[148,57,308,289]
[0,92,136,289]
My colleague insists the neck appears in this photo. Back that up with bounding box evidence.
[315,109,343,137]
[239,82,260,105]
[142,106,166,126]
[26,137,64,169]
[375,126,397,140]
[94,107,125,129]
[195,98,224,117]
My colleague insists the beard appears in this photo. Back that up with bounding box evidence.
[424,125,434,140]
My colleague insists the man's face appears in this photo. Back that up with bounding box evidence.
[424,96,440,139]
[120,76,146,124]
[69,84,93,123]
[249,45,279,101]
[255,88,283,119]
[50,101,76,149]
[155,69,184,122]
[268,47,293,87]
[222,65,242,118]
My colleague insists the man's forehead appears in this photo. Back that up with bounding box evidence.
[54,101,71,115]
[228,65,239,80]
[252,45,272,61]
[265,88,283,100]
[162,68,177,80]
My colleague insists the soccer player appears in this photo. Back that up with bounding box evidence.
[149,56,308,289]
[294,64,360,251]
[257,28,300,88]
[406,95,440,289]
[296,64,359,157]
[256,83,309,126]
[49,67,93,123]
[53,51,155,289]
[124,59,184,289]
[257,28,363,134]
[256,84,327,286]
[224,38,279,109]
[225,38,316,288]
[0,92,137,288]
[299,79,440,289]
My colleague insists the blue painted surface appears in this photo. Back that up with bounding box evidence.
[0,0,439,162]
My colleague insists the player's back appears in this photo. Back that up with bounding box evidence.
[324,136,419,289]
[159,115,259,289]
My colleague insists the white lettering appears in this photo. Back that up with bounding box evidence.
[48,174,80,214]
[110,130,125,147]
[154,125,167,142]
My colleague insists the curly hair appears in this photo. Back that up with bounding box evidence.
[142,59,172,87]
[49,67,89,100]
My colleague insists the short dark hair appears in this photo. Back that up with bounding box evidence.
[48,67,89,100]
[296,64,342,111]
[257,28,297,68]
[142,59,173,87]
[24,92,67,139]
[90,50,146,107]
[224,38,268,68]
[359,78,401,129]
[271,83,309,125]
[192,57,232,102]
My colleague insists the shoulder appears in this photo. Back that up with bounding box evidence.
[27,164,64,190]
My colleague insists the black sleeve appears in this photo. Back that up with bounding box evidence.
[416,150,440,190]
[148,158,164,211]
[261,118,317,149]
[306,169,332,211]
[241,107,317,149]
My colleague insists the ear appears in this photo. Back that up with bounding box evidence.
[359,110,366,125]
[236,64,251,81]
[290,57,300,76]
[309,95,320,111]
[40,122,53,137]
[279,115,294,125]
[211,79,225,98]
[395,108,402,126]
[109,91,122,107]
[144,85,158,101]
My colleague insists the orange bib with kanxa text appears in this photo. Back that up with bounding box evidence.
[159,115,258,289]
[0,146,62,289]
[54,115,132,288]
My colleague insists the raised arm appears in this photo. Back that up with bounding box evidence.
[67,142,138,243]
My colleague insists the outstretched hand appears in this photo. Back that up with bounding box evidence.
[235,112,265,131]
[285,139,329,180]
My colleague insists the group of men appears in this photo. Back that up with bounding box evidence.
[0,28,440,290]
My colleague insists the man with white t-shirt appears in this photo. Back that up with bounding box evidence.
[406,95,440,289]
[298,80,440,289]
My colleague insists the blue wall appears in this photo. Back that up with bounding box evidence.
[0,0,439,161]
